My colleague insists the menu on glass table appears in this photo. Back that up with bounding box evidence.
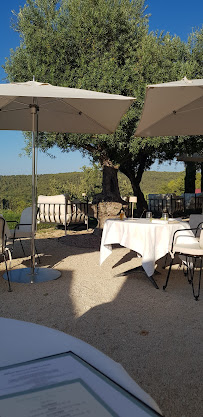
[0,352,162,417]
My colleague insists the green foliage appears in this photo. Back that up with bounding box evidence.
[0,167,202,215]
[159,172,185,195]
[0,175,32,211]
[118,174,133,197]
[0,169,191,213]
[48,177,79,199]
[3,1,203,208]
[187,28,203,78]
[1,209,21,228]
[158,171,201,195]
[196,172,201,189]
[79,165,102,199]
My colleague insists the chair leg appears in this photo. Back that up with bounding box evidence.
[12,238,40,264]
[11,239,15,255]
[163,257,174,290]
[190,257,202,301]
[182,255,188,277]
[7,247,12,270]
[162,252,169,269]
[4,253,12,292]
[183,256,193,284]
[19,238,26,257]
[20,239,40,264]
[20,239,40,263]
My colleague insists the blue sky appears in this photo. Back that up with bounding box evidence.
[0,0,202,175]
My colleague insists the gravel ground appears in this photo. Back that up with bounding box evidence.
[0,227,202,417]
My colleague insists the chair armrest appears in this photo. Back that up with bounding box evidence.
[13,223,32,239]
[6,220,18,225]
[195,222,203,237]
[171,227,199,252]
[15,223,32,227]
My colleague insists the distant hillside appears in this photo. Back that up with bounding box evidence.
[140,171,181,195]
[0,172,83,211]
[0,170,182,212]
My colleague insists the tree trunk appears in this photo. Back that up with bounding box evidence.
[124,172,147,216]
[91,161,126,227]
[131,179,148,215]
[92,161,124,204]
[102,165,123,202]
[119,157,148,216]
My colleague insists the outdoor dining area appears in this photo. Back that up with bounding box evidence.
[0,206,202,417]
[0,76,202,417]
[1,196,203,298]
[100,213,203,300]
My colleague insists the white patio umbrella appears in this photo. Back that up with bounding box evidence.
[135,77,203,137]
[0,80,135,283]
[177,153,203,162]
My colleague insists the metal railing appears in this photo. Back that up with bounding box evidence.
[147,195,203,215]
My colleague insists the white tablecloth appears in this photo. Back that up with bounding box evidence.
[100,218,193,277]
[0,318,161,414]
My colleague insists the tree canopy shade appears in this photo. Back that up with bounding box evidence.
[4,0,203,212]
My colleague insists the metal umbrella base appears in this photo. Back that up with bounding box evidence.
[3,267,61,283]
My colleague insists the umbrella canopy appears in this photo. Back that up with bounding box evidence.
[135,77,203,137]
[0,80,135,283]
[177,153,203,162]
[0,80,134,134]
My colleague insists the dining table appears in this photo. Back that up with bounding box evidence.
[100,218,193,288]
[0,318,162,416]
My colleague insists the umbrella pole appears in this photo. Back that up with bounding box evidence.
[30,102,38,279]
